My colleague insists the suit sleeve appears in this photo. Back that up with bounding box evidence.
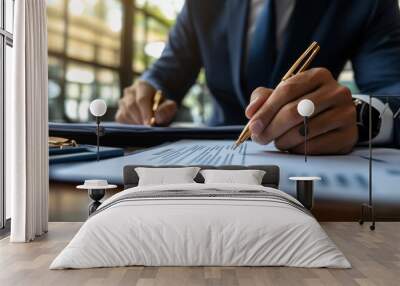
[140,0,202,103]
[352,0,400,94]
[351,0,400,147]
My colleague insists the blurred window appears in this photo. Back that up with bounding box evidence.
[48,1,400,123]
[133,11,146,73]
[1,0,15,230]
[46,0,215,123]
[47,0,212,124]
[48,0,123,122]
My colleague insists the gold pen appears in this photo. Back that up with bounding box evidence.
[150,90,164,126]
[234,41,320,149]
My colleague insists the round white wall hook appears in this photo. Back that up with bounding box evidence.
[89,99,107,117]
[297,99,315,117]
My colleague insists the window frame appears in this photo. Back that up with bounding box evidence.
[0,0,14,232]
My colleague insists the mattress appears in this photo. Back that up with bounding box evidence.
[50,183,351,269]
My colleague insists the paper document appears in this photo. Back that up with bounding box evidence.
[50,140,400,207]
[142,141,254,165]
[128,139,400,202]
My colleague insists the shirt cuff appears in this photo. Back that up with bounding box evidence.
[140,71,180,103]
[353,94,394,145]
[139,71,164,92]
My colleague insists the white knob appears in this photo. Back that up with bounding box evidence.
[297,99,315,117]
[89,99,107,117]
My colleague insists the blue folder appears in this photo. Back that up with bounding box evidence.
[49,122,244,148]
[49,145,124,164]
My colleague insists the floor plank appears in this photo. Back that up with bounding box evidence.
[0,222,399,286]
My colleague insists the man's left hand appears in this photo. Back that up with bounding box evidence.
[245,68,358,155]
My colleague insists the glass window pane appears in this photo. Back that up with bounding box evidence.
[5,44,13,219]
[47,0,64,10]
[48,56,64,122]
[96,34,119,50]
[147,18,169,43]
[5,0,14,33]
[133,42,146,72]
[97,69,120,106]
[67,0,122,64]
[141,0,184,22]
[66,83,80,99]
[136,0,185,23]
[134,12,146,43]
[146,18,168,66]
[5,44,13,108]
[48,79,61,100]
[66,83,92,122]
[64,63,96,122]
[66,63,95,85]
[81,85,92,101]
[98,69,115,84]
[69,25,96,43]
[47,0,188,122]
[48,32,65,53]
[133,12,146,72]
[47,0,65,53]
[48,79,63,121]
[47,0,65,18]
[98,48,119,66]
[136,0,147,9]
[65,90,93,122]
[65,99,79,121]
[78,100,90,121]
[0,1,2,29]
[48,56,63,80]
[67,39,95,61]
[133,10,171,71]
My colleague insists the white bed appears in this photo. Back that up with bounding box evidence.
[50,183,350,269]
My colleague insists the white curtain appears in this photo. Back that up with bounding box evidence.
[7,0,49,242]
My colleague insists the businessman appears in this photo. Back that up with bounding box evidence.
[116,0,400,154]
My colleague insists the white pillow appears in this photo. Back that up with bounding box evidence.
[135,167,201,186]
[200,169,266,185]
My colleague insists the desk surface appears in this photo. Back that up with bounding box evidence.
[49,140,400,218]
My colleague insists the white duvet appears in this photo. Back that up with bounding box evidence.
[50,183,350,269]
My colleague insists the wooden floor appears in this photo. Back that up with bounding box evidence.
[0,222,399,286]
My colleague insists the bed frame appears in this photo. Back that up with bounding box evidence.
[123,165,280,189]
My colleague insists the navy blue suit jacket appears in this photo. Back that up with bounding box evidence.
[142,0,400,143]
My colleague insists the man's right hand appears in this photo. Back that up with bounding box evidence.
[115,80,178,126]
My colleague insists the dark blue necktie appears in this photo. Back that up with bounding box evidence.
[245,0,277,99]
